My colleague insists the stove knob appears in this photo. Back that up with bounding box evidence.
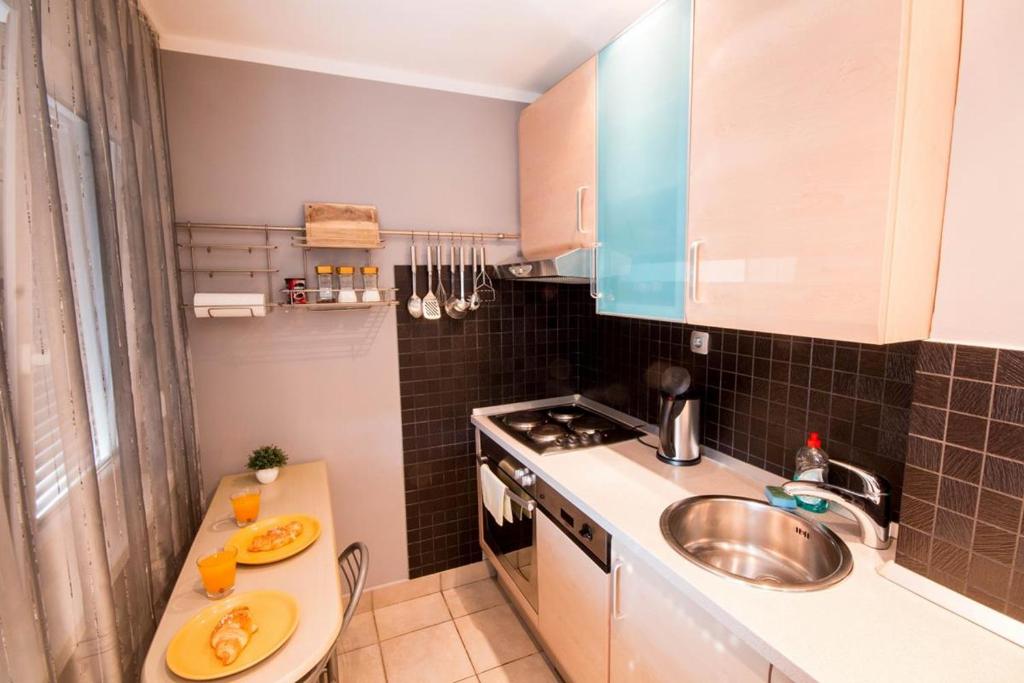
[513,469,536,488]
[577,433,591,445]
[579,523,594,541]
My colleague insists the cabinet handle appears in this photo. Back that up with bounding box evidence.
[590,242,602,300]
[688,239,704,304]
[576,186,588,233]
[611,559,624,619]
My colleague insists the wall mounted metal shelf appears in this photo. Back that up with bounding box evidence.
[175,218,512,316]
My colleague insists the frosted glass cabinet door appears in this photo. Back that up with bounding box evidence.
[596,0,691,322]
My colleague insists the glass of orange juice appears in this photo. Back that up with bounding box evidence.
[230,488,261,527]
[197,546,238,599]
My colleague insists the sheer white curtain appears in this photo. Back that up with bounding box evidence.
[0,0,201,680]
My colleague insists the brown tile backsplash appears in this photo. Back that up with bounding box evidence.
[395,266,589,577]
[578,318,916,515]
[395,270,1024,618]
[895,342,1024,621]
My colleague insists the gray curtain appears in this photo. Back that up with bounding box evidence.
[0,0,201,680]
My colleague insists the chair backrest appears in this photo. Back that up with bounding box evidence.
[338,541,369,633]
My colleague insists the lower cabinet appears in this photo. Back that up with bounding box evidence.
[610,541,770,682]
[536,511,610,682]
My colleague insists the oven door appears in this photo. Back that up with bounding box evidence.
[479,456,538,611]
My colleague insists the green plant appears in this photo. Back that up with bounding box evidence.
[247,445,288,471]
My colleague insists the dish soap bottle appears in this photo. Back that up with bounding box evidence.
[793,432,829,513]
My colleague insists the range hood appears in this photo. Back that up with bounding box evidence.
[496,247,592,284]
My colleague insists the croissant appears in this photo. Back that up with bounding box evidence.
[210,606,258,665]
[247,521,304,553]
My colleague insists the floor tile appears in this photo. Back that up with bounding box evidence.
[455,604,538,673]
[441,560,495,590]
[380,621,475,683]
[478,653,559,683]
[372,572,441,609]
[375,592,451,640]
[443,578,507,618]
[340,611,378,652]
[339,643,386,683]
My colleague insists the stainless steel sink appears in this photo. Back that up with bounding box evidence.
[660,495,853,591]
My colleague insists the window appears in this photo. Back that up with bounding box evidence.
[26,99,120,519]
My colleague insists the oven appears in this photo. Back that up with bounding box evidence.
[477,432,539,611]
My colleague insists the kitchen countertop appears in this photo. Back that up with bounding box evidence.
[141,461,341,683]
[473,396,1024,683]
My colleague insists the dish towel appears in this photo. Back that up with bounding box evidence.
[480,465,514,526]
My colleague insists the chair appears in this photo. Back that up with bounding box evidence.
[300,542,369,683]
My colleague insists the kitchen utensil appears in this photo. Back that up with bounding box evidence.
[165,590,299,680]
[449,245,469,319]
[477,246,496,302]
[228,513,322,565]
[435,244,448,314]
[468,243,482,310]
[444,245,459,316]
[407,244,423,318]
[422,244,441,320]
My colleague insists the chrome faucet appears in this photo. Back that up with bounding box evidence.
[781,459,893,550]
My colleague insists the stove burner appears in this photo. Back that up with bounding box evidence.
[570,414,616,435]
[529,423,568,444]
[504,410,546,432]
[548,406,584,423]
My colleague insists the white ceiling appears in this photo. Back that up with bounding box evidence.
[142,0,663,102]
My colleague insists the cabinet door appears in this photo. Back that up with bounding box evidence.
[595,0,691,322]
[686,0,961,342]
[519,57,596,260]
[610,542,769,683]
[537,512,610,683]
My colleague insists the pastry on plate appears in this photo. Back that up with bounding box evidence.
[247,521,304,553]
[210,606,258,665]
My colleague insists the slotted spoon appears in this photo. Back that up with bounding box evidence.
[407,244,422,318]
[421,243,441,320]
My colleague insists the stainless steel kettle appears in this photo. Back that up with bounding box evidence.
[656,366,700,466]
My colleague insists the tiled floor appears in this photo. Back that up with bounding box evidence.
[336,562,561,683]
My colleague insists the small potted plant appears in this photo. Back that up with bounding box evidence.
[247,445,288,484]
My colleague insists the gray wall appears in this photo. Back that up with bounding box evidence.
[161,51,524,585]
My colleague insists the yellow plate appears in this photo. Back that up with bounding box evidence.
[227,514,321,565]
[165,590,299,680]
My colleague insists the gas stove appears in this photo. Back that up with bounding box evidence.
[489,403,645,455]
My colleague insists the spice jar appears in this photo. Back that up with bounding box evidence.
[336,266,357,303]
[361,266,381,302]
[315,265,334,303]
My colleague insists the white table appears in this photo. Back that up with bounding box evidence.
[141,461,342,682]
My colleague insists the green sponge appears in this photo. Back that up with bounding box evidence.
[764,485,798,509]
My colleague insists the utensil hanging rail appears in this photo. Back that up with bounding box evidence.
[174,221,519,241]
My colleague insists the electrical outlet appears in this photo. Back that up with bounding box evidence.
[690,330,710,355]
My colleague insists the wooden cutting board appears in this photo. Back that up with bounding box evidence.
[304,202,382,248]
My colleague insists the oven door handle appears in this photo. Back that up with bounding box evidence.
[478,454,537,513]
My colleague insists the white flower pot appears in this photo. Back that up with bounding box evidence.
[256,467,279,484]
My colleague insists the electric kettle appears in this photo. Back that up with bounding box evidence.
[656,366,701,466]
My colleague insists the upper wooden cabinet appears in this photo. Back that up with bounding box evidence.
[930,0,1024,349]
[518,57,597,260]
[686,0,963,343]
